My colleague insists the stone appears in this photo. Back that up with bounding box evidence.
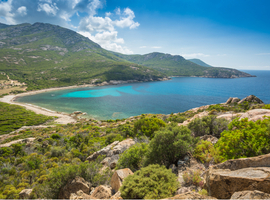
[178,111,209,126]
[217,113,244,121]
[91,185,112,199]
[205,167,270,199]
[108,154,120,169]
[225,97,240,104]
[238,95,264,104]
[200,135,218,144]
[239,109,270,122]
[19,189,32,199]
[70,190,92,200]
[110,191,122,199]
[230,190,270,199]
[169,164,178,174]
[164,191,217,199]
[212,153,270,171]
[109,139,136,155]
[111,168,133,193]
[86,141,119,161]
[175,187,192,195]
[58,176,91,199]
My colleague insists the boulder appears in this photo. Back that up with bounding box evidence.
[238,95,264,104]
[200,135,218,144]
[226,97,240,104]
[19,189,32,199]
[217,113,244,121]
[108,154,119,169]
[164,191,216,199]
[90,185,112,199]
[175,187,193,195]
[205,167,270,199]
[212,153,270,171]
[239,109,270,122]
[111,168,133,193]
[86,141,119,161]
[230,190,270,199]
[110,191,122,199]
[58,176,91,199]
[108,139,136,156]
[70,190,92,200]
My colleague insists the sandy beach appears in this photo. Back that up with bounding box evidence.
[0,84,96,124]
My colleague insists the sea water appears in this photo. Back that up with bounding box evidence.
[16,70,270,120]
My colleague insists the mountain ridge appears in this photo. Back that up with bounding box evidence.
[0,22,254,91]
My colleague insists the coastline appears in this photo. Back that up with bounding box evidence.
[0,78,170,123]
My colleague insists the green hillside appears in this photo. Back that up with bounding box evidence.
[188,58,213,67]
[0,23,166,90]
[112,52,254,78]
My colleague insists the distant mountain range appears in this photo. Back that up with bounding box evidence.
[0,22,254,90]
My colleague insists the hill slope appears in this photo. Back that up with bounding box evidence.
[112,52,254,78]
[188,58,213,67]
[0,23,166,90]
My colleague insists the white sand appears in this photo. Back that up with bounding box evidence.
[0,85,96,124]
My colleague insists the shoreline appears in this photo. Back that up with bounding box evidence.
[0,78,170,123]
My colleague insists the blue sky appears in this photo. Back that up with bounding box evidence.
[0,0,269,70]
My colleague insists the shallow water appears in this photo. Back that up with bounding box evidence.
[16,70,270,120]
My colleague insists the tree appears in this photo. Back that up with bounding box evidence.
[144,125,198,168]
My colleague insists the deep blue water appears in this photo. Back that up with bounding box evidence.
[16,70,270,120]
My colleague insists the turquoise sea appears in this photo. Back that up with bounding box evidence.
[16,70,270,120]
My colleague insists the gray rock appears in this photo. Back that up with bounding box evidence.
[230,190,270,199]
[19,189,32,199]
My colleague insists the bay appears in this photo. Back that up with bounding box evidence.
[16,70,270,120]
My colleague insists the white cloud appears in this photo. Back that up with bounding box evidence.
[151,46,162,49]
[113,8,140,29]
[0,0,15,24]
[17,6,27,16]
[37,3,59,16]
[182,53,210,59]
[0,0,138,54]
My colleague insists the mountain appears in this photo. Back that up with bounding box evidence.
[112,52,255,78]
[188,58,213,67]
[0,22,166,90]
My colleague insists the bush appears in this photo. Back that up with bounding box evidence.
[215,117,270,161]
[188,115,229,138]
[144,125,198,168]
[193,140,221,164]
[263,104,270,109]
[105,133,123,145]
[183,169,203,187]
[133,116,166,138]
[120,164,179,199]
[116,143,148,171]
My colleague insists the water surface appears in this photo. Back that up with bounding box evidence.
[16,70,270,120]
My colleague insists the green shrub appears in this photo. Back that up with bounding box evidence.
[50,146,65,157]
[51,134,61,140]
[120,164,179,199]
[215,117,270,161]
[133,116,166,138]
[199,189,208,196]
[144,125,198,168]
[0,147,13,157]
[188,115,229,138]
[182,169,203,187]
[193,140,221,164]
[263,104,270,109]
[105,133,124,145]
[116,143,148,171]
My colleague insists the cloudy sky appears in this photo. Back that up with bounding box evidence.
[0,0,269,70]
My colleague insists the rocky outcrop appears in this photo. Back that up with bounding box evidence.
[0,137,35,148]
[206,167,270,199]
[58,176,91,199]
[164,191,217,199]
[111,168,133,193]
[90,185,112,199]
[200,135,218,144]
[216,113,244,121]
[212,153,270,171]
[230,190,270,199]
[178,111,209,126]
[239,109,270,121]
[87,139,135,169]
[238,95,264,104]
[205,153,270,199]
[70,190,92,200]
[19,189,32,199]
[225,97,240,104]
[110,191,122,199]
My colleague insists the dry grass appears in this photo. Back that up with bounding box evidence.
[0,86,27,95]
